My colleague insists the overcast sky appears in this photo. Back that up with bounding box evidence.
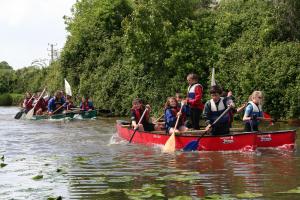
[0,0,76,69]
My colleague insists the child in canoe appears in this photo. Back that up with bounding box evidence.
[130,98,159,132]
[164,97,188,134]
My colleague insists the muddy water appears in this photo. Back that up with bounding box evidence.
[1,107,300,200]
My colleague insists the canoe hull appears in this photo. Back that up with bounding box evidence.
[116,121,257,151]
[256,130,296,150]
[22,110,97,120]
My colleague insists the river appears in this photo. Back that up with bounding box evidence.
[0,106,300,200]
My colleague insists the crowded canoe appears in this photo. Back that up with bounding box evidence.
[117,73,297,152]
[15,89,96,120]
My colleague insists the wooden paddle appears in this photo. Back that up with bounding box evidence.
[128,108,148,143]
[25,88,46,119]
[162,104,184,153]
[183,105,232,152]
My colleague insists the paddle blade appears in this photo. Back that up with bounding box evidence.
[183,140,199,152]
[25,108,34,119]
[14,111,24,119]
[162,132,176,153]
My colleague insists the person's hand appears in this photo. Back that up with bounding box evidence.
[205,124,212,132]
[145,104,151,110]
[228,102,235,108]
[227,91,233,97]
[48,112,53,116]
[176,111,182,117]
[181,100,187,105]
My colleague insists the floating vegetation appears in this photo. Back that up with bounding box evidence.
[0,163,7,168]
[1,155,4,161]
[203,194,236,200]
[236,191,263,198]
[75,156,88,162]
[276,187,300,194]
[124,184,165,200]
[32,174,43,180]
[97,188,124,195]
[156,174,200,183]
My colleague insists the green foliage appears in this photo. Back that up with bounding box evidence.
[1,0,300,119]
[10,93,24,106]
[0,93,13,106]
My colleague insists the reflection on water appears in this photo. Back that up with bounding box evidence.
[1,107,300,199]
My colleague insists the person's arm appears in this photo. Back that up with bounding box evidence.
[187,85,203,106]
[165,109,176,127]
[202,102,212,125]
[243,105,252,121]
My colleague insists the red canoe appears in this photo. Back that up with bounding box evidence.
[116,120,257,151]
[116,121,297,151]
[256,130,297,150]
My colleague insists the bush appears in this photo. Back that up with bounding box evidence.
[0,94,13,106]
[10,93,24,106]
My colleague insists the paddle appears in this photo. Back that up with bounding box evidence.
[162,104,184,153]
[128,108,148,143]
[14,95,35,119]
[25,88,46,119]
[183,105,232,152]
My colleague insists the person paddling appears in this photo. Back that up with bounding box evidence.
[164,97,188,134]
[203,85,234,135]
[48,91,65,115]
[130,98,159,132]
[22,92,34,113]
[243,91,264,132]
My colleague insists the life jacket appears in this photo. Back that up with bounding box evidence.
[23,98,33,111]
[80,100,94,111]
[164,106,184,131]
[187,83,204,110]
[247,101,263,118]
[209,97,229,124]
[131,108,148,125]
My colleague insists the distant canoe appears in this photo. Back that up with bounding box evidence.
[21,110,97,120]
[116,120,296,151]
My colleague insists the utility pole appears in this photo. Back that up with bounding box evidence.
[47,43,57,64]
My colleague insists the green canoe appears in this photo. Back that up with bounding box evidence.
[22,110,97,120]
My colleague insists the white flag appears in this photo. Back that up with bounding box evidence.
[211,67,216,86]
[64,78,72,96]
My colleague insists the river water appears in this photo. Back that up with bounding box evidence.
[0,106,300,200]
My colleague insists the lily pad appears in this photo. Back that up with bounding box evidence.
[236,191,263,199]
[32,175,43,180]
[0,163,7,168]
[276,187,300,194]
[1,155,4,161]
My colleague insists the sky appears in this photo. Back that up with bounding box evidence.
[0,0,76,69]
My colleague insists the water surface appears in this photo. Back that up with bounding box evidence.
[1,107,300,199]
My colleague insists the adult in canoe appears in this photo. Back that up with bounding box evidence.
[186,73,204,130]
[130,98,157,132]
[164,97,188,134]
[203,85,234,135]
[48,91,65,115]
[243,91,264,132]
